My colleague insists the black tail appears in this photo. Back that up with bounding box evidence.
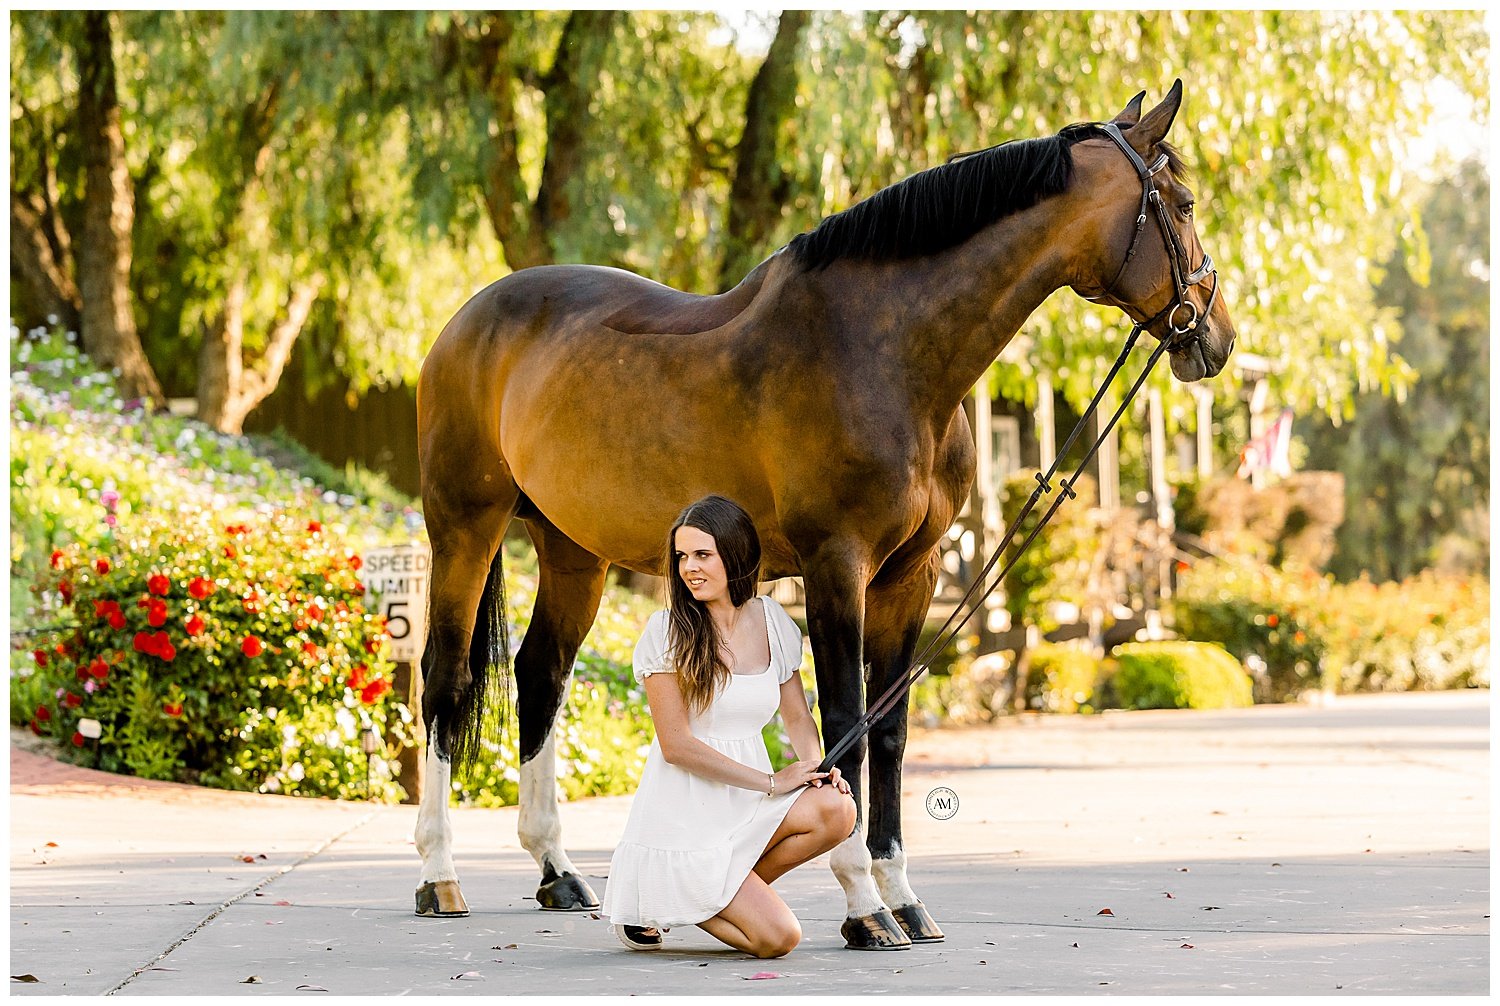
[446,548,513,776]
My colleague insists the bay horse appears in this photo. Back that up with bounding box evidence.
[413,81,1235,949]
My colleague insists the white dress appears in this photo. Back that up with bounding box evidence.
[602,595,806,930]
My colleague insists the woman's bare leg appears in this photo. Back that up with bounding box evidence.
[754,785,858,883]
[697,871,801,958]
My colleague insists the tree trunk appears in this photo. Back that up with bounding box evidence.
[74,11,163,403]
[475,10,618,272]
[197,272,322,435]
[719,10,810,289]
[10,188,81,334]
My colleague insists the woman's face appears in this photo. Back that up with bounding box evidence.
[675,525,729,605]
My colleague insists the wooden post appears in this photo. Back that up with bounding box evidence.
[1096,386,1119,510]
[395,660,424,804]
[1195,386,1214,478]
[1035,373,1056,471]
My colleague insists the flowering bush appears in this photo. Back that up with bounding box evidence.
[1022,642,1103,714]
[1173,558,1489,699]
[25,510,410,799]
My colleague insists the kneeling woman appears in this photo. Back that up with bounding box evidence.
[602,495,857,958]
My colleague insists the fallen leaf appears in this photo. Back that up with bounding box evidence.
[275,900,292,906]
[1096,908,1114,916]
[1164,893,1175,899]
[978,960,987,965]
[1181,944,1195,949]
[146,967,179,972]
[44,842,58,848]
[451,972,483,980]
[1177,867,1190,873]
[11,975,41,983]
[503,944,517,950]
[590,913,600,920]
[744,972,781,980]
[239,855,255,863]
[295,984,328,991]
[174,900,195,906]
[241,976,261,984]
[697,963,708,968]
[1271,862,1282,867]
[1070,943,1079,949]
[1201,906,1221,911]
[266,921,283,925]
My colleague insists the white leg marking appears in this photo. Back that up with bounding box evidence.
[414,722,458,885]
[829,819,887,918]
[518,722,580,880]
[872,839,920,910]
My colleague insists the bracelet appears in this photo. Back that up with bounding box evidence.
[767,772,776,797]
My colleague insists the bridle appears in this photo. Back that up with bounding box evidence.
[1085,122,1221,356]
[816,121,1225,775]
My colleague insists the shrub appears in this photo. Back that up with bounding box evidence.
[1000,469,1099,634]
[1023,642,1102,713]
[22,510,408,800]
[1112,641,1253,710]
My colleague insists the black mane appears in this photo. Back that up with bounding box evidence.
[787,122,1114,272]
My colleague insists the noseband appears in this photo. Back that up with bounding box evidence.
[1087,122,1220,354]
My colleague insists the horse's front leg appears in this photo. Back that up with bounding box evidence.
[864,562,945,942]
[801,543,912,950]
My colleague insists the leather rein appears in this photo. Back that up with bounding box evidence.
[819,123,1219,774]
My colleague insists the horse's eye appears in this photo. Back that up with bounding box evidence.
[1180,202,1195,218]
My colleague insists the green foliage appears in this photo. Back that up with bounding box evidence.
[1172,557,1490,699]
[1301,160,1490,581]
[909,651,1013,726]
[1022,642,1102,714]
[1111,641,1253,711]
[1000,469,1098,633]
[21,509,407,800]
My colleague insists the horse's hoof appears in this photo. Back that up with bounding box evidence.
[415,881,469,918]
[535,871,601,911]
[841,909,913,950]
[891,903,945,942]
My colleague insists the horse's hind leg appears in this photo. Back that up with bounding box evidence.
[515,516,609,911]
[413,486,514,918]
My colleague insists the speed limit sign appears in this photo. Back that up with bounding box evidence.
[363,543,431,662]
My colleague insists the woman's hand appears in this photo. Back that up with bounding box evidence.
[823,765,852,795]
[771,759,829,794]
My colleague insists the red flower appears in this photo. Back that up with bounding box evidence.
[155,632,177,662]
[76,666,91,682]
[63,692,83,709]
[50,549,65,569]
[32,649,48,668]
[34,704,51,722]
[147,598,169,627]
[1266,614,1280,628]
[307,520,323,534]
[59,579,74,603]
[133,631,176,661]
[108,610,126,631]
[30,719,45,736]
[224,544,237,559]
[306,604,324,623]
[225,523,248,536]
[71,732,86,747]
[360,678,392,704]
[347,664,369,690]
[89,658,109,680]
[1294,631,1307,644]
[147,573,171,596]
[188,576,215,600]
[243,591,262,614]
[163,702,183,718]
[349,555,363,571]
[95,558,111,575]
[185,614,205,637]
[242,635,264,658]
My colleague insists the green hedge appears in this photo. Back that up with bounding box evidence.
[1022,642,1101,713]
[1111,641,1253,710]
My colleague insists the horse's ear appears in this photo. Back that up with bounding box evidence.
[1129,79,1183,151]
[1110,90,1147,127]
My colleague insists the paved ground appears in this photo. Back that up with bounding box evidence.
[8,690,1489,996]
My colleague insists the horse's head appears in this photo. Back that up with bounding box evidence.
[1072,80,1236,382]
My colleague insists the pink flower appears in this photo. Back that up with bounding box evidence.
[242,635,264,658]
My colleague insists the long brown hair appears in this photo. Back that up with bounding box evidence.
[663,494,761,714]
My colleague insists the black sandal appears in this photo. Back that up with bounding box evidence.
[615,924,664,951]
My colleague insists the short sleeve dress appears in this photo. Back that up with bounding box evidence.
[601,595,806,930]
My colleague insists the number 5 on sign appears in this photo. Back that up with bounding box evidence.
[363,544,431,662]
